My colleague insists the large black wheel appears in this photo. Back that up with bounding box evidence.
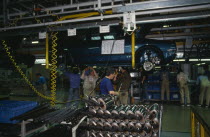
[135,45,165,68]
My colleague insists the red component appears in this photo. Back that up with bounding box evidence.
[34,8,42,11]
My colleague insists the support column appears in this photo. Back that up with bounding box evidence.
[45,33,49,69]
[3,0,8,25]
[131,32,135,69]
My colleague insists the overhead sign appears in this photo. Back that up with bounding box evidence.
[100,26,110,33]
[67,28,76,36]
[39,32,46,39]
[101,40,125,54]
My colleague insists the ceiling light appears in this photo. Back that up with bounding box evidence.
[189,59,210,61]
[35,59,46,64]
[104,35,114,40]
[91,36,101,40]
[173,59,185,62]
[41,64,46,65]
[32,41,39,44]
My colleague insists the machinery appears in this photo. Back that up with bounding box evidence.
[10,95,162,137]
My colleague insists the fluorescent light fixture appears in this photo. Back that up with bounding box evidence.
[64,48,68,51]
[91,36,101,40]
[32,41,39,44]
[88,47,99,50]
[201,63,206,64]
[201,59,210,61]
[23,38,26,40]
[41,64,46,65]
[196,64,201,66]
[104,35,114,40]
[155,66,161,69]
[163,25,170,28]
[173,59,185,62]
[35,59,46,64]
[189,59,210,61]
[189,59,199,61]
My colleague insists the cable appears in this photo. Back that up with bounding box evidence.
[1,40,52,101]
[50,32,58,106]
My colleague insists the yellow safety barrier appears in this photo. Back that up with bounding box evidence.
[191,110,210,137]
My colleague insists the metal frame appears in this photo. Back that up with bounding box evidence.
[112,0,210,13]
[72,116,87,137]
[20,119,47,137]
[1,10,210,31]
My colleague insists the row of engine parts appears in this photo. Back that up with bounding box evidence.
[10,95,161,137]
[84,95,161,137]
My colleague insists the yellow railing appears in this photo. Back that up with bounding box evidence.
[191,110,210,137]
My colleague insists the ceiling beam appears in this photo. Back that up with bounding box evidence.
[113,0,210,13]
[1,11,210,31]
[151,24,210,31]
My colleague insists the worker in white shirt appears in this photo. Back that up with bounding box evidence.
[177,69,190,106]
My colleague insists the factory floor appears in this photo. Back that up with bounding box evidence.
[161,104,191,137]
[0,91,192,137]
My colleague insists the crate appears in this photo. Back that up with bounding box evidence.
[0,100,37,124]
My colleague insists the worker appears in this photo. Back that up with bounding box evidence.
[139,67,148,102]
[197,71,209,107]
[100,67,118,96]
[161,67,170,102]
[65,67,81,106]
[35,73,48,103]
[81,67,98,99]
[114,67,132,105]
[177,68,190,106]
[199,65,210,108]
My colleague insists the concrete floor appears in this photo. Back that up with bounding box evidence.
[161,104,191,137]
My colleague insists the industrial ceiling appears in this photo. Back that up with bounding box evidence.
[0,0,209,41]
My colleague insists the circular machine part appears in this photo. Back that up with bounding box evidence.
[143,61,154,71]
[135,45,165,68]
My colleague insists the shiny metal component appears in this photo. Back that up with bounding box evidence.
[111,122,120,131]
[135,105,147,124]
[112,133,119,137]
[151,118,159,133]
[90,131,97,137]
[135,123,142,131]
[111,105,125,118]
[104,122,112,131]
[144,122,153,137]
[89,121,97,127]
[126,105,138,119]
[89,106,97,116]
[128,122,135,131]
[119,106,131,118]
[104,132,112,137]
[152,133,158,137]
[97,132,104,137]
[104,110,112,118]
[148,103,159,120]
[119,122,127,131]
[97,96,114,110]
[97,107,104,116]
[97,121,104,130]
[106,118,113,123]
